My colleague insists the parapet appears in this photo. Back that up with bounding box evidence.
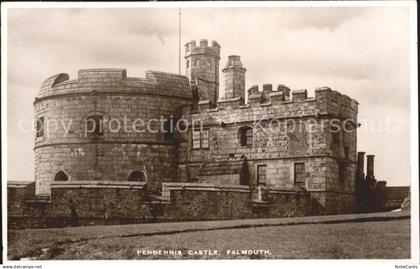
[184,39,220,59]
[247,84,292,104]
[292,89,308,101]
[50,180,147,190]
[36,68,193,101]
[222,55,246,72]
[78,68,127,81]
[38,73,70,98]
[315,86,359,114]
[195,83,358,118]
[145,71,192,98]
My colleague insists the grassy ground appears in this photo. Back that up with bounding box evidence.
[8,213,410,260]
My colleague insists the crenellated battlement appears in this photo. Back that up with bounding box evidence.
[184,39,221,59]
[36,68,193,100]
[193,84,358,121]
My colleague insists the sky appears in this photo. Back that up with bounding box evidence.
[6,6,412,186]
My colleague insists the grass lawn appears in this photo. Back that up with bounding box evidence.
[8,218,410,260]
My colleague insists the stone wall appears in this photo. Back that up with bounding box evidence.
[7,181,311,229]
[178,86,358,214]
[34,69,193,194]
[377,186,410,211]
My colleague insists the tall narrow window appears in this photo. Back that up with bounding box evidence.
[201,130,209,149]
[54,171,68,181]
[163,116,177,139]
[36,117,45,138]
[239,126,253,146]
[257,165,267,186]
[338,162,346,182]
[294,163,306,186]
[192,130,201,149]
[127,170,146,181]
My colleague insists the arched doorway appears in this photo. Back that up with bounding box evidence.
[127,170,147,182]
[54,171,68,181]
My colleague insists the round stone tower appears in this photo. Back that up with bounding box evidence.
[34,68,193,195]
[222,55,246,103]
[184,39,220,105]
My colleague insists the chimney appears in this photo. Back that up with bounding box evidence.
[357,152,365,179]
[222,55,246,103]
[366,154,375,180]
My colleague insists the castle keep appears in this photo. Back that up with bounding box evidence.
[8,39,408,228]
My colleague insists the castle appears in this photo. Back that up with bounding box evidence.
[7,39,409,228]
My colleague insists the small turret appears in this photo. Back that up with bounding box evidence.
[222,55,246,103]
[184,39,220,105]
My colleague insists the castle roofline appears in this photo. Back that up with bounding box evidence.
[36,68,193,100]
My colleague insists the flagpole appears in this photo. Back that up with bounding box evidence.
[178,8,181,75]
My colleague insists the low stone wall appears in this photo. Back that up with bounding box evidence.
[8,181,152,229]
[8,181,311,229]
[378,186,410,211]
[159,183,310,221]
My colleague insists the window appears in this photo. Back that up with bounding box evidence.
[192,130,209,149]
[294,163,306,186]
[127,170,146,181]
[239,126,253,146]
[54,171,68,181]
[207,58,212,67]
[86,115,103,136]
[36,117,44,138]
[186,60,189,68]
[194,59,200,66]
[338,162,346,182]
[163,116,177,138]
[257,165,267,186]
[192,130,201,149]
[201,130,209,148]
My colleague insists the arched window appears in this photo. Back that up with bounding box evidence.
[127,170,147,182]
[54,171,68,181]
[85,115,103,136]
[36,117,45,138]
[238,126,253,146]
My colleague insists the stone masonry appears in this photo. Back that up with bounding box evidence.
[9,38,404,229]
[34,69,193,194]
